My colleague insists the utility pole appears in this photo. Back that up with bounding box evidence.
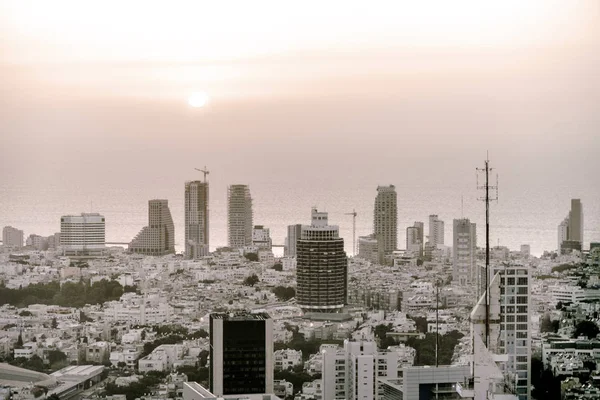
[476,154,498,347]
[345,209,357,256]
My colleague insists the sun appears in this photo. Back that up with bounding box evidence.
[188,91,209,108]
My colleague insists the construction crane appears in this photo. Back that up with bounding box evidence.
[194,166,210,182]
[345,209,357,256]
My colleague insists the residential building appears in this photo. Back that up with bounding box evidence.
[322,340,398,400]
[558,199,584,254]
[209,312,273,396]
[380,365,471,400]
[185,180,209,258]
[129,199,175,256]
[253,225,272,250]
[413,221,424,246]
[274,349,303,371]
[26,234,48,250]
[374,185,397,254]
[284,224,302,257]
[2,226,24,247]
[296,208,347,313]
[227,185,253,249]
[428,215,444,246]
[60,213,105,256]
[452,218,477,286]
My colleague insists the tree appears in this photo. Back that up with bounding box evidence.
[19,310,33,317]
[273,263,283,272]
[540,314,557,333]
[573,320,600,339]
[243,274,260,286]
[51,317,58,329]
[556,301,563,310]
[408,315,428,334]
[48,350,67,365]
[272,286,296,301]
[16,332,23,347]
[244,253,259,262]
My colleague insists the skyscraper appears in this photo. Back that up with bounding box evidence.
[453,218,477,286]
[374,185,397,254]
[2,226,24,248]
[227,184,253,249]
[284,224,302,257]
[129,199,175,256]
[209,312,273,396]
[428,214,444,246]
[296,208,347,313]
[406,226,422,257]
[558,198,584,253]
[413,221,424,245]
[492,263,531,400]
[185,180,209,258]
[60,213,105,256]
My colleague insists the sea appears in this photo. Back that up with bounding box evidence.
[1,180,598,258]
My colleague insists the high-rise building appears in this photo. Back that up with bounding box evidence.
[284,224,302,257]
[252,225,272,250]
[374,185,397,254]
[453,218,477,286]
[60,213,105,256]
[185,180,209,258]
[468,264,528,400]
[209,312,273,396]
[406,226,422,257]
[2,226,24,248]
[358,234,380,264]
[428,214,444,246]
[129,199,175,256]
[413,221,424,245]
[322,341,398,400]
[558,199,584,253]
[26,234,48,250]
[227,185,253,249]
[296,208,347,313]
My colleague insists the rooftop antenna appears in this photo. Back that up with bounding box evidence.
[194,166,210,183]
[461,195,464,218]
[476,152,499,347]
[345,209,358,256]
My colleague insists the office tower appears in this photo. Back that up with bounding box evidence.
[558,199,584,253]
[2,226,24,248]
[185,180,209,259]
[428,214,444,246]
[406,226,422,257]
[227,185,253,249]
[284,224,302,257]
[413,221,424,245]
[374,185,397,254]
[129,199,175,256]
[453,218,477,286]
[252,225,272,250]
[296,208,347,313]
[358,234,379,264]
[209,312,273,396]
[60,213,105,256]
[322,341,398,400]
[26,234,48,251]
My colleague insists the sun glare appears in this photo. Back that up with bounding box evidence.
[188,92,209,108]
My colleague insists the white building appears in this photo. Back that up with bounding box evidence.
[428,215,444,246]
[322,340,398,400]
[60,213,106,256]
[252,225,272,250]
[274,349,303,371]
[550,285,600,305]
[2,226,24,248]
[453,218,477,286]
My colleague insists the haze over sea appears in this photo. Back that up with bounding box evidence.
[1,177,598,257]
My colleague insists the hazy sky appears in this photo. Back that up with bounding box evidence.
[1,0,599,193]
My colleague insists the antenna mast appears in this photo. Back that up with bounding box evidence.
[345,209,358,256]
[476,154,498,347]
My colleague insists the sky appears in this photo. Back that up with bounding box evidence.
[1,1,599,249]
